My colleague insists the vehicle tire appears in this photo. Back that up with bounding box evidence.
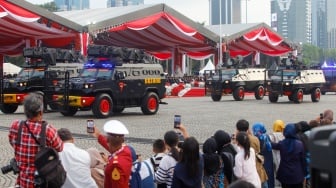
[321,91,326,95]
[113,106,125,113]
[48,103,59,110]
[268,92,278,103]
[141,92,159,115]
[92,94,112,118]
[254,85,265,100]
[0,104,18,114]
[60,107,78,116]
[311,88,321,102]
[288,95,294,101]
[293,89,304,103]
[211,93,222,101]
[233,86,245,101]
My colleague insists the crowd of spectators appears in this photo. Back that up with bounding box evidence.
[7,92,335,188]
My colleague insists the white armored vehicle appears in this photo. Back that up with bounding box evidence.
[266,68,326,103]
[205,68,266,101]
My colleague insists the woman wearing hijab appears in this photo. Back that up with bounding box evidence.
[271,124,306,188]
[252,122,275,188]
[202,137,224,188]
[213,130,237,185]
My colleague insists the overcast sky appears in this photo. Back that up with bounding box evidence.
[26,0,209,24]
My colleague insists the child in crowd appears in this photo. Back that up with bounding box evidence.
[149,139,167,188]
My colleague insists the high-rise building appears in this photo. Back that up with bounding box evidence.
[209,0,241,25]
[312,0,327,48]
[209,0,270,25]
[326,0,336,48]
[54,0,90,11]
[271,0,312,44]
[107,0,144,7]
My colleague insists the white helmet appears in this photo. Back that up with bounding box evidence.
[103,120,129,135]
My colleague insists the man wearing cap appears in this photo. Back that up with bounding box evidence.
[91,120,133,188]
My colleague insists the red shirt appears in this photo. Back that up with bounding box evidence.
[98,135,133,188]
[8,120,63,188]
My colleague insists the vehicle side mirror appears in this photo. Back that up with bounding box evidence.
[115,71,125,80]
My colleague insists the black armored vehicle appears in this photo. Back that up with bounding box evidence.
[53,45,167,118]
[0,47,82,113]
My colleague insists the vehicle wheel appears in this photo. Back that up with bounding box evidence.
[254,85,265,100]
[60,107,78,116]
[211,93,222,101]
[268,92,278,103]
[233,86,245,101]
[311,88,321,102]
[48,103,59,110]
[141,92,159,115]
[293,89,304,103]
[113,106,125,113]
[321,91,326,95]
[288,95,294,101]
[92,94,112,118]
[0,104,18,114]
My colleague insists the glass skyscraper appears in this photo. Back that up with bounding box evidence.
[271,0,312,44]
[209,0,241,25]
[107,0,144,7]
[54,0,90,11]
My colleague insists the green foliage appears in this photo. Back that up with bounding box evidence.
[302,44,336,66]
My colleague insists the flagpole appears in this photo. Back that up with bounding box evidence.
[219,0,222,66]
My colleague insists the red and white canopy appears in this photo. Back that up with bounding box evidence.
[92,9,217,60]
[0,0,81,56]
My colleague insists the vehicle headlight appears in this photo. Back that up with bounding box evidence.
[267,81,271,85]
[18,82,27,87]
[285,82,290,86]
[225,80,229,84]
[84,83,93,89]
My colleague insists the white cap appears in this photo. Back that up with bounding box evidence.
[103,120,129,135]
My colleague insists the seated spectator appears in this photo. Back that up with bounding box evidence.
[57,128,98,188]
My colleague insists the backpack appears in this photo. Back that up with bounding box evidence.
[129,147,155,188]
[130,160,155,188]
[18,121,66,188]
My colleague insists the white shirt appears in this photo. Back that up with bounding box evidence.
[59,142,98,188]
[233,147,261,188]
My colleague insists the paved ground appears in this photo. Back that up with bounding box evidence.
[1,93,335,187]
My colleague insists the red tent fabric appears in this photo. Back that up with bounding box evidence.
[94,12,215,60]
[228,27,291,57]
[0,0,79,56]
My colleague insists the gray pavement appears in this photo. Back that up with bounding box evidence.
[1,94,335,187]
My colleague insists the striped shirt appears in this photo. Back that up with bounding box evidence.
[154,154,177,188]
[150,152,166,172]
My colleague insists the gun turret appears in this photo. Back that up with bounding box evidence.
[23,47,81,66]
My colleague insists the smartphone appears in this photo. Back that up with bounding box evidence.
[87,119,95,133]
[174,115,181,128]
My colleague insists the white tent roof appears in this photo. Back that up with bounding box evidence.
[199,59,215,74]
[4,63,22,75]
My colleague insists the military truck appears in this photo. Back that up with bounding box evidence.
[53,45,167,118]
[0,47,82,114]
[205,67,266,101]
[321,68,336,95]
[266,68,326,103]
